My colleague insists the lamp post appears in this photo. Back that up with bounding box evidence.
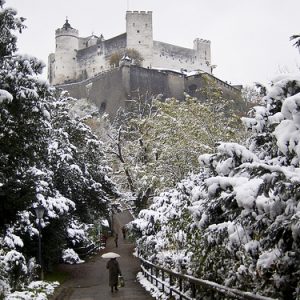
[110,208,114,236]
[34,204,45,280]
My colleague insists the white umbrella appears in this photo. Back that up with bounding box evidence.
[101,252,121,258]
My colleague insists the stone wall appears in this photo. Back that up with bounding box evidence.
[57,68,127,117]
[77,44,106,81]
[128,66,169,99]
[185,73,242,101]
[152,41,211,73]
[104,33,127,57]
[56,65,242,119]
[73,34,127,82]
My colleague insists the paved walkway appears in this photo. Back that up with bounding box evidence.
[51,209,154,300]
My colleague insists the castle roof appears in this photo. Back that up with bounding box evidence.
[62,18,73,30]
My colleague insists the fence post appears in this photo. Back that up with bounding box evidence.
[169,274,173,297]
[150,265,153,284]
[145,261,149,280]
[191,282,196,298]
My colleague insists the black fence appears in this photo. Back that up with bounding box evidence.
[140,257,277,300]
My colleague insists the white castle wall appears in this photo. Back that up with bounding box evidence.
[126,11,153,68]
[77,45,107,81]
[53,27,79,85]
[152,40,211,73]
[193,38,211,62]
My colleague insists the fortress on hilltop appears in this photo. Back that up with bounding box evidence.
[48,11,212,85]
[48,11,241,117]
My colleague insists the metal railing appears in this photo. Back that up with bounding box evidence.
[140,257,277,300]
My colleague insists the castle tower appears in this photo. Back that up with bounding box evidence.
[126,11,153,68]
[193,38,211,73]
[51,19,79,85]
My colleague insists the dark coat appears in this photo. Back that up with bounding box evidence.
[106,258,121,286]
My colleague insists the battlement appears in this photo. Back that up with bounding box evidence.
[56,28,79,37]
[194,38,211,44]
[126,10,152,15]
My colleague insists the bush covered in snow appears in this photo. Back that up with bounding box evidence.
[62,248,84,264]
[5,281,59,300]
[131,74,300,299]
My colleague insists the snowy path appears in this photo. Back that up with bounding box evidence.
[51,209,154,300]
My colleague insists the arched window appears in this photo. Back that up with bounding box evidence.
[188,84,197,96]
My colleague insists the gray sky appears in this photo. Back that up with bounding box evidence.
[7,0,300,86]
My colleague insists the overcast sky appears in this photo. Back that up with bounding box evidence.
[7,0,300,86]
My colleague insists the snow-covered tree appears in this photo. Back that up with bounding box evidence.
[110,93,247,211]
[109,48,144,67]
[0,2,117,296]
[242,84,265,111]
[290,34,300,50]
[131,74,300,299]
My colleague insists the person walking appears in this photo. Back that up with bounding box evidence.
[114,233,119,247]
[106,258,122,293]
[122,226,126,239]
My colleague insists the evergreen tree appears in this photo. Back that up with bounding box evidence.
[0,2,117,296]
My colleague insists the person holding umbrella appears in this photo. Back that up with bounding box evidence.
[102,252,122,293]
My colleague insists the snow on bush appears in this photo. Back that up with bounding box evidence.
[0,89,13,104]
[5,281,59,300]
[131,74,300,299]
[0,247,40,298]
[66,219,91,246]
[62,248,84,264]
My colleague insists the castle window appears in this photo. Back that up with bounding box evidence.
[137,30,140,33]
[138,41,141,44]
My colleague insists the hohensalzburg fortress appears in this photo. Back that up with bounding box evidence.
[48,11,212,85]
